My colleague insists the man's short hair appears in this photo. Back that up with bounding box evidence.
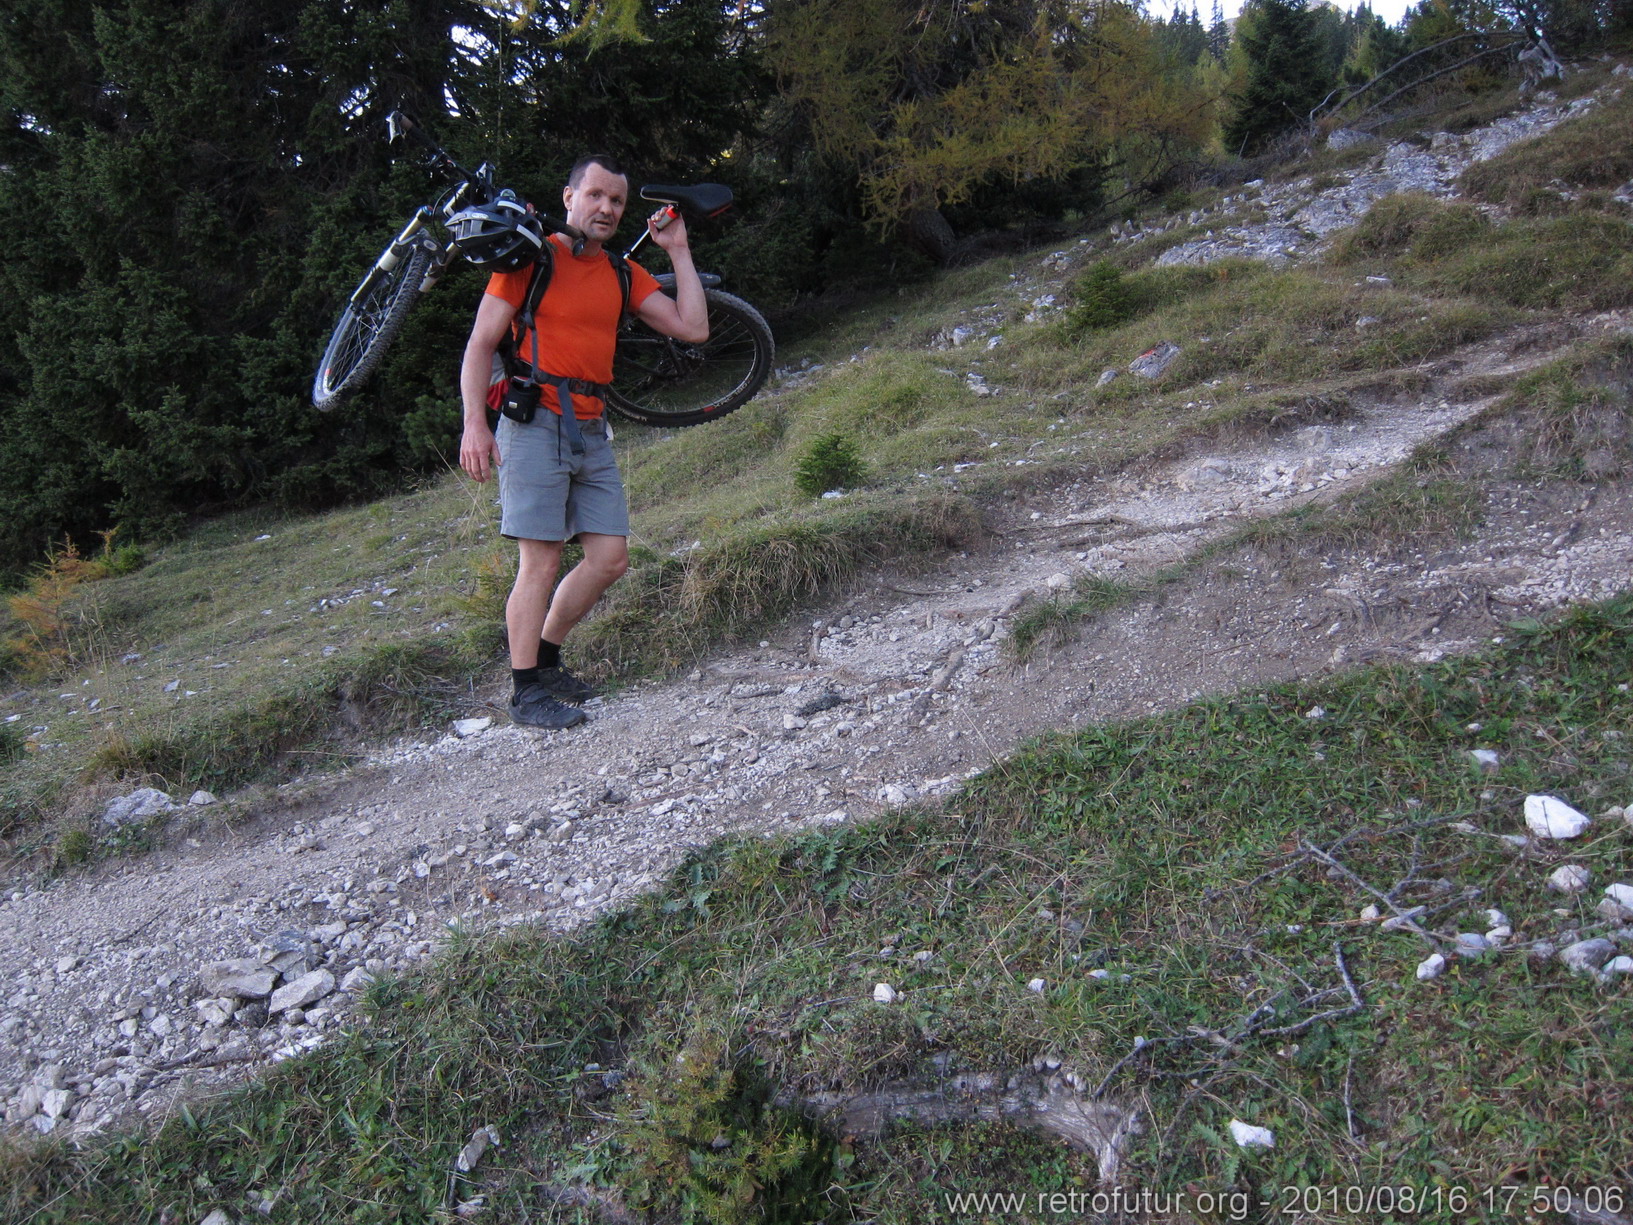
[568,154,627,188]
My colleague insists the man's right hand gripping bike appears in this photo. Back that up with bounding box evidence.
[311,111,774,428]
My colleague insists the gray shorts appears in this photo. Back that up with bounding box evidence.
[496,411,628,541]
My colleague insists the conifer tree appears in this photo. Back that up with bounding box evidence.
[1222,0,1334,155]
[1209,0,1232,58]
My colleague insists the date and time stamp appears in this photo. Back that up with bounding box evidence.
[1271,1183,1625,1216]
[946,1183,1628,1220]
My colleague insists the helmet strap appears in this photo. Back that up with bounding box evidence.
[558,221,589,257]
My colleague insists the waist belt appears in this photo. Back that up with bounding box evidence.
[514,364,609,457]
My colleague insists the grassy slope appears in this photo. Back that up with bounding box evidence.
[2,66,1632,1223]
[4,73,1629,851]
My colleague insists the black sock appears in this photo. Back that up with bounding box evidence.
[512,666,541,696]
[539,638,563,670]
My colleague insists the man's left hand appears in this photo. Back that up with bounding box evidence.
[648,208,690,253]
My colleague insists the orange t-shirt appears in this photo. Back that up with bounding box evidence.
[485,234,661,419]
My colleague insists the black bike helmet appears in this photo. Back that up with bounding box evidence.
[448,196,544,273]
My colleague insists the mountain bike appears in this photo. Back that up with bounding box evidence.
[311,111,774,428]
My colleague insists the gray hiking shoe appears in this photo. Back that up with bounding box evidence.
[537,664,595,704]
[510,682,589,730]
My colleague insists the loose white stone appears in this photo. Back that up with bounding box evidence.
[188,790,218,806]
[1452,933,1492,956]
[102,787,175,828]
[1559,938,1617,974]
[453,718,492,738]
[195,998,235,1026]
[1524,794,1591,840]
[199,959,277,1000]
[1600,956,1633,980]
[1228,1119,1275,1149]
[872,983,898,1004]
[1027,978,1047,993]
[1469,749,1499,773]
[269,969,335,1014]
[1547,864,1592,894]
[54,955,80,973]
[1416,953,1447,981]
[40,1088,73,1119]
[457,1124,501,1172]
[340,966,375,993]
[1605,883,1633,910]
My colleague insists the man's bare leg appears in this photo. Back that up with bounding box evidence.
[541,533,629,645]
[507,538,564,670]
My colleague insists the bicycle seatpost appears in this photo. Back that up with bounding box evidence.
[623,204,678,259]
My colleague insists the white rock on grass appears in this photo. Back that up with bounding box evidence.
[872,983,898,1004]
[1524,794,1591,840]
[199,1211,234,1225]
[453,717,492,738]
[1469,749,1500,773]
[1453,933,1492,956]
[102,787,175,828]
[1228,1119,1275,1149]
[1027,977,1048,993]
[1601,956,1633,982]
[1605,883,1633,910]
[1558,938,1617,975]
[1416,953,1447,981]
[457,1124,501,1172]
[340,966,375,993]
[1547,864,1592,894]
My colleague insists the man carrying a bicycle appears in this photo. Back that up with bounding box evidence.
[457,155,707,730]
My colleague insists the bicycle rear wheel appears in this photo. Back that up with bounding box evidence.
[606,288,773,428]
[312,239,434,409]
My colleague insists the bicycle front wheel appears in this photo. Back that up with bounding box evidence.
[606,288,774,428]
[312,238,434,410]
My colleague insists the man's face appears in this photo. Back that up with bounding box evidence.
[563,162,628,247]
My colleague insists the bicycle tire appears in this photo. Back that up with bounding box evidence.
[606,288,774,428]
[312,238,435,410]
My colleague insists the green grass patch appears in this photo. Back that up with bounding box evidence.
[1332,193,1633,313]
[7,595,1631,1221]
[1470,333,1633,480]
[576,492,985,677]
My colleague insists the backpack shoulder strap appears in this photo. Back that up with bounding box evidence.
[518,240,555,333]
[607,251,632,322]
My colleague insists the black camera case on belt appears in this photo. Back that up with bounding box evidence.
[500,378,541,423]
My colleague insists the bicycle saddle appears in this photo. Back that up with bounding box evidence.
[639,183,734,220]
